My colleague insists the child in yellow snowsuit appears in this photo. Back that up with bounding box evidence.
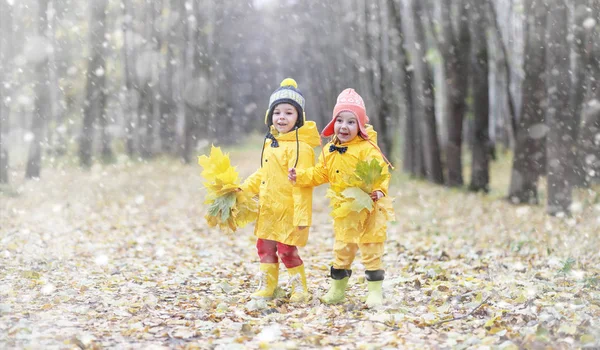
[241,78,321,303]
[288,88,393,308]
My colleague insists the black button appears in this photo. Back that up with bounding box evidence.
[336,170,339,173]
[265,159,268,162]
[262,181,265,184]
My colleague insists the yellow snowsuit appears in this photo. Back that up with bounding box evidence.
[294,125,392,270]
[242,121,321,247]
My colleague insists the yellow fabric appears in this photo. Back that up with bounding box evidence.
[252,263,279,299]
[295,125,392,243]
[241,121,320,247]
[332,241,384,271]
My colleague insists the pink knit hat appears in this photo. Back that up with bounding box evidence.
[321,88,370,139]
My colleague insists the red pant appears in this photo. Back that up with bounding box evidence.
[256,239,302,268]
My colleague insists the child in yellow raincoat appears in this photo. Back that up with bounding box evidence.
[241,78,321,303]
[288,88,393,308]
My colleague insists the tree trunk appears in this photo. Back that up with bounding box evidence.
[0,0,12,183]
[443,0,471,187]
[182,0,204,163]
[158,0,178,154]
[0,82,7,183]
[568,0,592,186]
[121,0,136,157]
[578,0,600,186]
[383,0,408,164]
[388,0,415,175]
[508,0,548,204]
[579,102,600,186]
[488,0,518,143]
[407,0,443,183]
[140,3,159,159]
[402,66,419,176]
[98,0,111,162]
[469,0,491,192]
[26,0,51,179]
[99,86,112,162]
[374,1,395,159]
[546,0,576,215]
[79,0,109,168]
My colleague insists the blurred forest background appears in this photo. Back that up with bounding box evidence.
[0,0,599,215]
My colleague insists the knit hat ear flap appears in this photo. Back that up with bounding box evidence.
[265,78,306,127]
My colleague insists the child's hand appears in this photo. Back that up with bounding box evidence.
[288,168,297,182]
[370,190,384,202]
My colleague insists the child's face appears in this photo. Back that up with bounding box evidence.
[272,103,299,134]
[334,111,359,143]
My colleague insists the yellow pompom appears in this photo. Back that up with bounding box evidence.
[280,78,298,89]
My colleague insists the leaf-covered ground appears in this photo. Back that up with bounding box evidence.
[1,146,599,349]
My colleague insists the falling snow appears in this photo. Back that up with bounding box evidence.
[0,0,599,348]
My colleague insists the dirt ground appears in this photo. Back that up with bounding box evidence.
[1,146,599,349]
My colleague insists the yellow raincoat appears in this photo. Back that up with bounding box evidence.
[295,125,392,244]
[242,121,321,247]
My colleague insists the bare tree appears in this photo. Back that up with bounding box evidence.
[439,0,471,187]
[389,0,419,176]
[79,0,109,167]
[367,1,400,161]
[488,0,518,143]
[546,0,576,215]
[158,0,179,154]
[508,0,548,204]
[138,1,160,159]
[404,0,443,183]
[182,0,206,163]
[26,0,51,179]
[574,0,600,186]
[0,0,12,183]
[121,0,137,157]
[468,0,491,192]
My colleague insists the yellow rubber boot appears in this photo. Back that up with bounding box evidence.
[252,263,279,299]
[287,264,308,303]
[365,280,383,308]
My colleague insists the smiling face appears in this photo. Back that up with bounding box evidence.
[333,111,359,143]
[272,103,299,134]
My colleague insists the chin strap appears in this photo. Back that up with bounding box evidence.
[319,135,327,170]
[366,139,394,170]
[293,126,299,168]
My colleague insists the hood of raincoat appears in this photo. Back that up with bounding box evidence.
[269,121,321,148]
[334,124,377,146]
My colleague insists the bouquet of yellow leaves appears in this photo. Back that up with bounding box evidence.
[198,145,258,232]
[326,159,395,231]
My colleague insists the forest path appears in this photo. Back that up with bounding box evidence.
[1,148,599,348]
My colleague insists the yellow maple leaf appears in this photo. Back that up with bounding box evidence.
[198,145,257,232]
[326,159,393,230]
[198,145,240,186]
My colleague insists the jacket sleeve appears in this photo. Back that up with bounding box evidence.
[367,147,390,197]
[295,148,329,188]
[289,143,315,227]
[241,168,262,195]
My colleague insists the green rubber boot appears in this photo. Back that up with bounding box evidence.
[365,270,385,308]
[365,281,383,308]
[321,277,349,304]
[320,267,352,304]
